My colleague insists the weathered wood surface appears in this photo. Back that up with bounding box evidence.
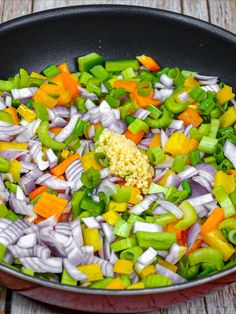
[0,0,235,313]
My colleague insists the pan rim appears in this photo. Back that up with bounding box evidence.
[0,4,235,296]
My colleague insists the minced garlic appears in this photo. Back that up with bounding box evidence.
[97,129,154,192]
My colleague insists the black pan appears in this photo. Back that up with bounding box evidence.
[0,5,235,313]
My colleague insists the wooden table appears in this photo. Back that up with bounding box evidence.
[0,0,236,313]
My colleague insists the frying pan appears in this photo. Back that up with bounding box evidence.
[0,5,235,313]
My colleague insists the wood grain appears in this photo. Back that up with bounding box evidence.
[0,0,235,313]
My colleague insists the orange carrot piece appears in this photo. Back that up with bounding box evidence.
[136,55,160,72]
[113,80,138,93]
[5,107,19,125]
[166,223,182,240]
[57,62,70,73]
[34,217,45,224]
[49,127,63,135]
[40,83,64,95]
[50,153,80,177]
[51,75,64,87]
[178,108,203,127]
[130,90,161,108]
[201,207,225,233]
[186,239,203,256]
[34,192,68,220]
[59,72,79,97]
[124,130,145,144]
[33,89,57,109]
[149,134,161,147]
[57,90,72,105]
[29,185,47,200]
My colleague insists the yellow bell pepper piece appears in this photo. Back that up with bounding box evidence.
[102,210,121,226]
[129,187,142,205]
[139,265,156,278]
[217,85,235,105]
[157,170,175,186]
[219,106,236,128]
[164,132,199,156]
[83,228,102,252]
[113,259,133,275]
[9,160,22,182]
[78,264,103,281]
[106,278,125,289]
[201,229,235,261]
[127,282,145,289]
[214,171,235,194]
[0,142,28,152]
[108,76,118,87]
[17,104,36,122]
[61,150,70,160]
[108,201,128,212]
[30,72,47,80]
[81,152,102,171]
[184,76,200,89]
[158,259,178,272]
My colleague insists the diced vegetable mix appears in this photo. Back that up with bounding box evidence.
[0,52,235,290]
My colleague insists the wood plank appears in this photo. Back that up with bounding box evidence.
[2,0,32,22]
[33,0,181,13]
[182,0,209,21]
[208,0,236,33]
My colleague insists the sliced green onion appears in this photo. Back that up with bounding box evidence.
[90,65,109,81]
[136,231,176,250]
[124,114,136,125]
[79,72,92,85]
[71,190,86,219]
[81,197,104,217]
[110,238,137,252]
[34,102,49,121]
[199,97,216,115]
[74,118,86,137]
[147,105,162,119]
[105,95,120,108]
[112,186,131,202]
[121,67,135,80]
[172,154,188,173]
[78,52,103,72]
[105,59,139,72]
[218,159,233,173]
[199,136,218,153]
[137,81,152,97]
[190,149,201,166]
[212,185,236,218]
[0,156,10,173]
[181,180,192,196]
[221,228,229,241]
[61,269,77,286]
[213,143,224,163]
[168,67,184,87]
[189,86,207,102]
[0,244,7,262]
[75,97,87,112]
[128,118,149,134]
[94,152,109,167]
[228,230,236,245]
[147,147,166,165]
[209,119,220,138]
[81,167,101,189]
[42,65,60,78]
[142,274,172,288]
[120,246,143,261]
[114,219,132,238]
[190,128,203,141]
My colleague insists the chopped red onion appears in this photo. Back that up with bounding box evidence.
[165,243,186,264]
[70,219,84,247]
[17,233,37,248]
[152,205,167,215]
[20,257,62,273]
[156,250,169,258]
[204,200,218,211]
[46,148,58,169]
[9,198,34,216]
[33,244,51,259]
[157,200,183,219]
[169,120,184,130]
[194,74,218,81]
[38,216,57,228]
[109,250,118,265]
[153,168,168,183]
[161,129,168,148]
[151,128,161,134]
[129,194,157,215]
[165,174,181,187]
[0,149,26,160]
[134,262,145,274]
[199,78,218,85]
[184,124,193,138]
[192,176,212,192]
[231,98,236,110]
[154,82,166,89]
[53,105,70,118]
[97,178,117,196]
[64,258,88,281]
[178,166,198,181]
[0,121,24,136]
[55,114,80,142]
[137,247,157,266]
[201,84,220,93]
[100,83,109,94]
[133,221,162,233]
[29,141,49,171]
[101,223,116,243]
[223,140,236,168]
[160,74,173,87]
[186,193,214,207]
[155,156,173,169]
[55,223,72,237]
[82,217,100,229]
[11,87,38,99]
[39,227,66,257]
[78,86,98,101]
[177,91,190,103]
[49,117,67,128]
[9,245,33,258]
[134,108,150,120]
[195,163,216,183]
[103,241,111,260]
[81,246,94,255]
[3,251,14,264]
[156,264,186,284]
[187,221,201,250]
